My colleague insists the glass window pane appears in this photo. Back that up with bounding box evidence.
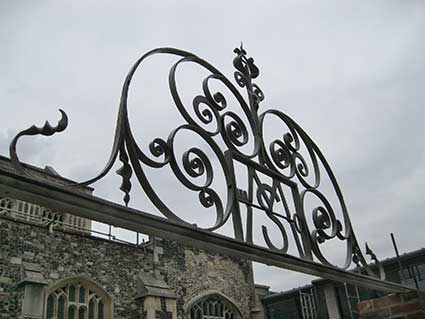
[69,285,76,302]
[46,294,54,319]
[79,286,85,303]
[68,306,76,319]
[78,307,86,319]
[216,302,220,315]
[98,301,104,319]
[89,299,95,319]
[58,296,66,319]
[196,308,202,319]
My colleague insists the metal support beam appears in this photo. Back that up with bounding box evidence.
[0,167,412,293]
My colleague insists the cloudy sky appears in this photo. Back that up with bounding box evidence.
[1,1,425,292]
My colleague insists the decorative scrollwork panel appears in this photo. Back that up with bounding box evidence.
[9,44,385,279]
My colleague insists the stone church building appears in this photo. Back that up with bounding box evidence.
[0,155,265,319]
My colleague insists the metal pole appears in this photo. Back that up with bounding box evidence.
[390,233,416,288]
[299,288,306,319]
[411,267,420,290]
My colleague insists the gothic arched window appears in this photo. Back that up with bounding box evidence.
[45,277,112,319]
[188,293,241,319]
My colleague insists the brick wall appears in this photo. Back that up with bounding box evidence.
[357,291,425,319]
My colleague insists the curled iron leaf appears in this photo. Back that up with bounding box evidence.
[10,109,68,174]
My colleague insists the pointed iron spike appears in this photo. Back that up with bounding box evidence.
[124,194,130,207]
[365,242,372,254]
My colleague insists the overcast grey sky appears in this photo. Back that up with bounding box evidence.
[1,1,425,292]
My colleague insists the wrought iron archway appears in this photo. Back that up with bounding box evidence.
[3,45,410,292]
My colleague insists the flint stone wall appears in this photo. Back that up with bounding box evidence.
[0,217,255,318]
[160,240,254,318]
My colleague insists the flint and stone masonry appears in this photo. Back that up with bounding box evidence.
[0,216,257,319]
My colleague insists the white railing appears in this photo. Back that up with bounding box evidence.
[0,197,148,246]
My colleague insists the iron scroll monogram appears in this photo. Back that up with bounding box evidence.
[10,45,385,279]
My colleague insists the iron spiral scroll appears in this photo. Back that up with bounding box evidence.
[10,45,385,279]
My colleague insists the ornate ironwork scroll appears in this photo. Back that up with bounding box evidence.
[9,45,385,279]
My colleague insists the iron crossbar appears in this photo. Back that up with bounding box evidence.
[0,165,412,293]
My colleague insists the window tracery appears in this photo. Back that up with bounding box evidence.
[189,293,240,319]
[45,278,112,319]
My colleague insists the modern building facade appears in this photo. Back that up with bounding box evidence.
[261,248,425,319]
